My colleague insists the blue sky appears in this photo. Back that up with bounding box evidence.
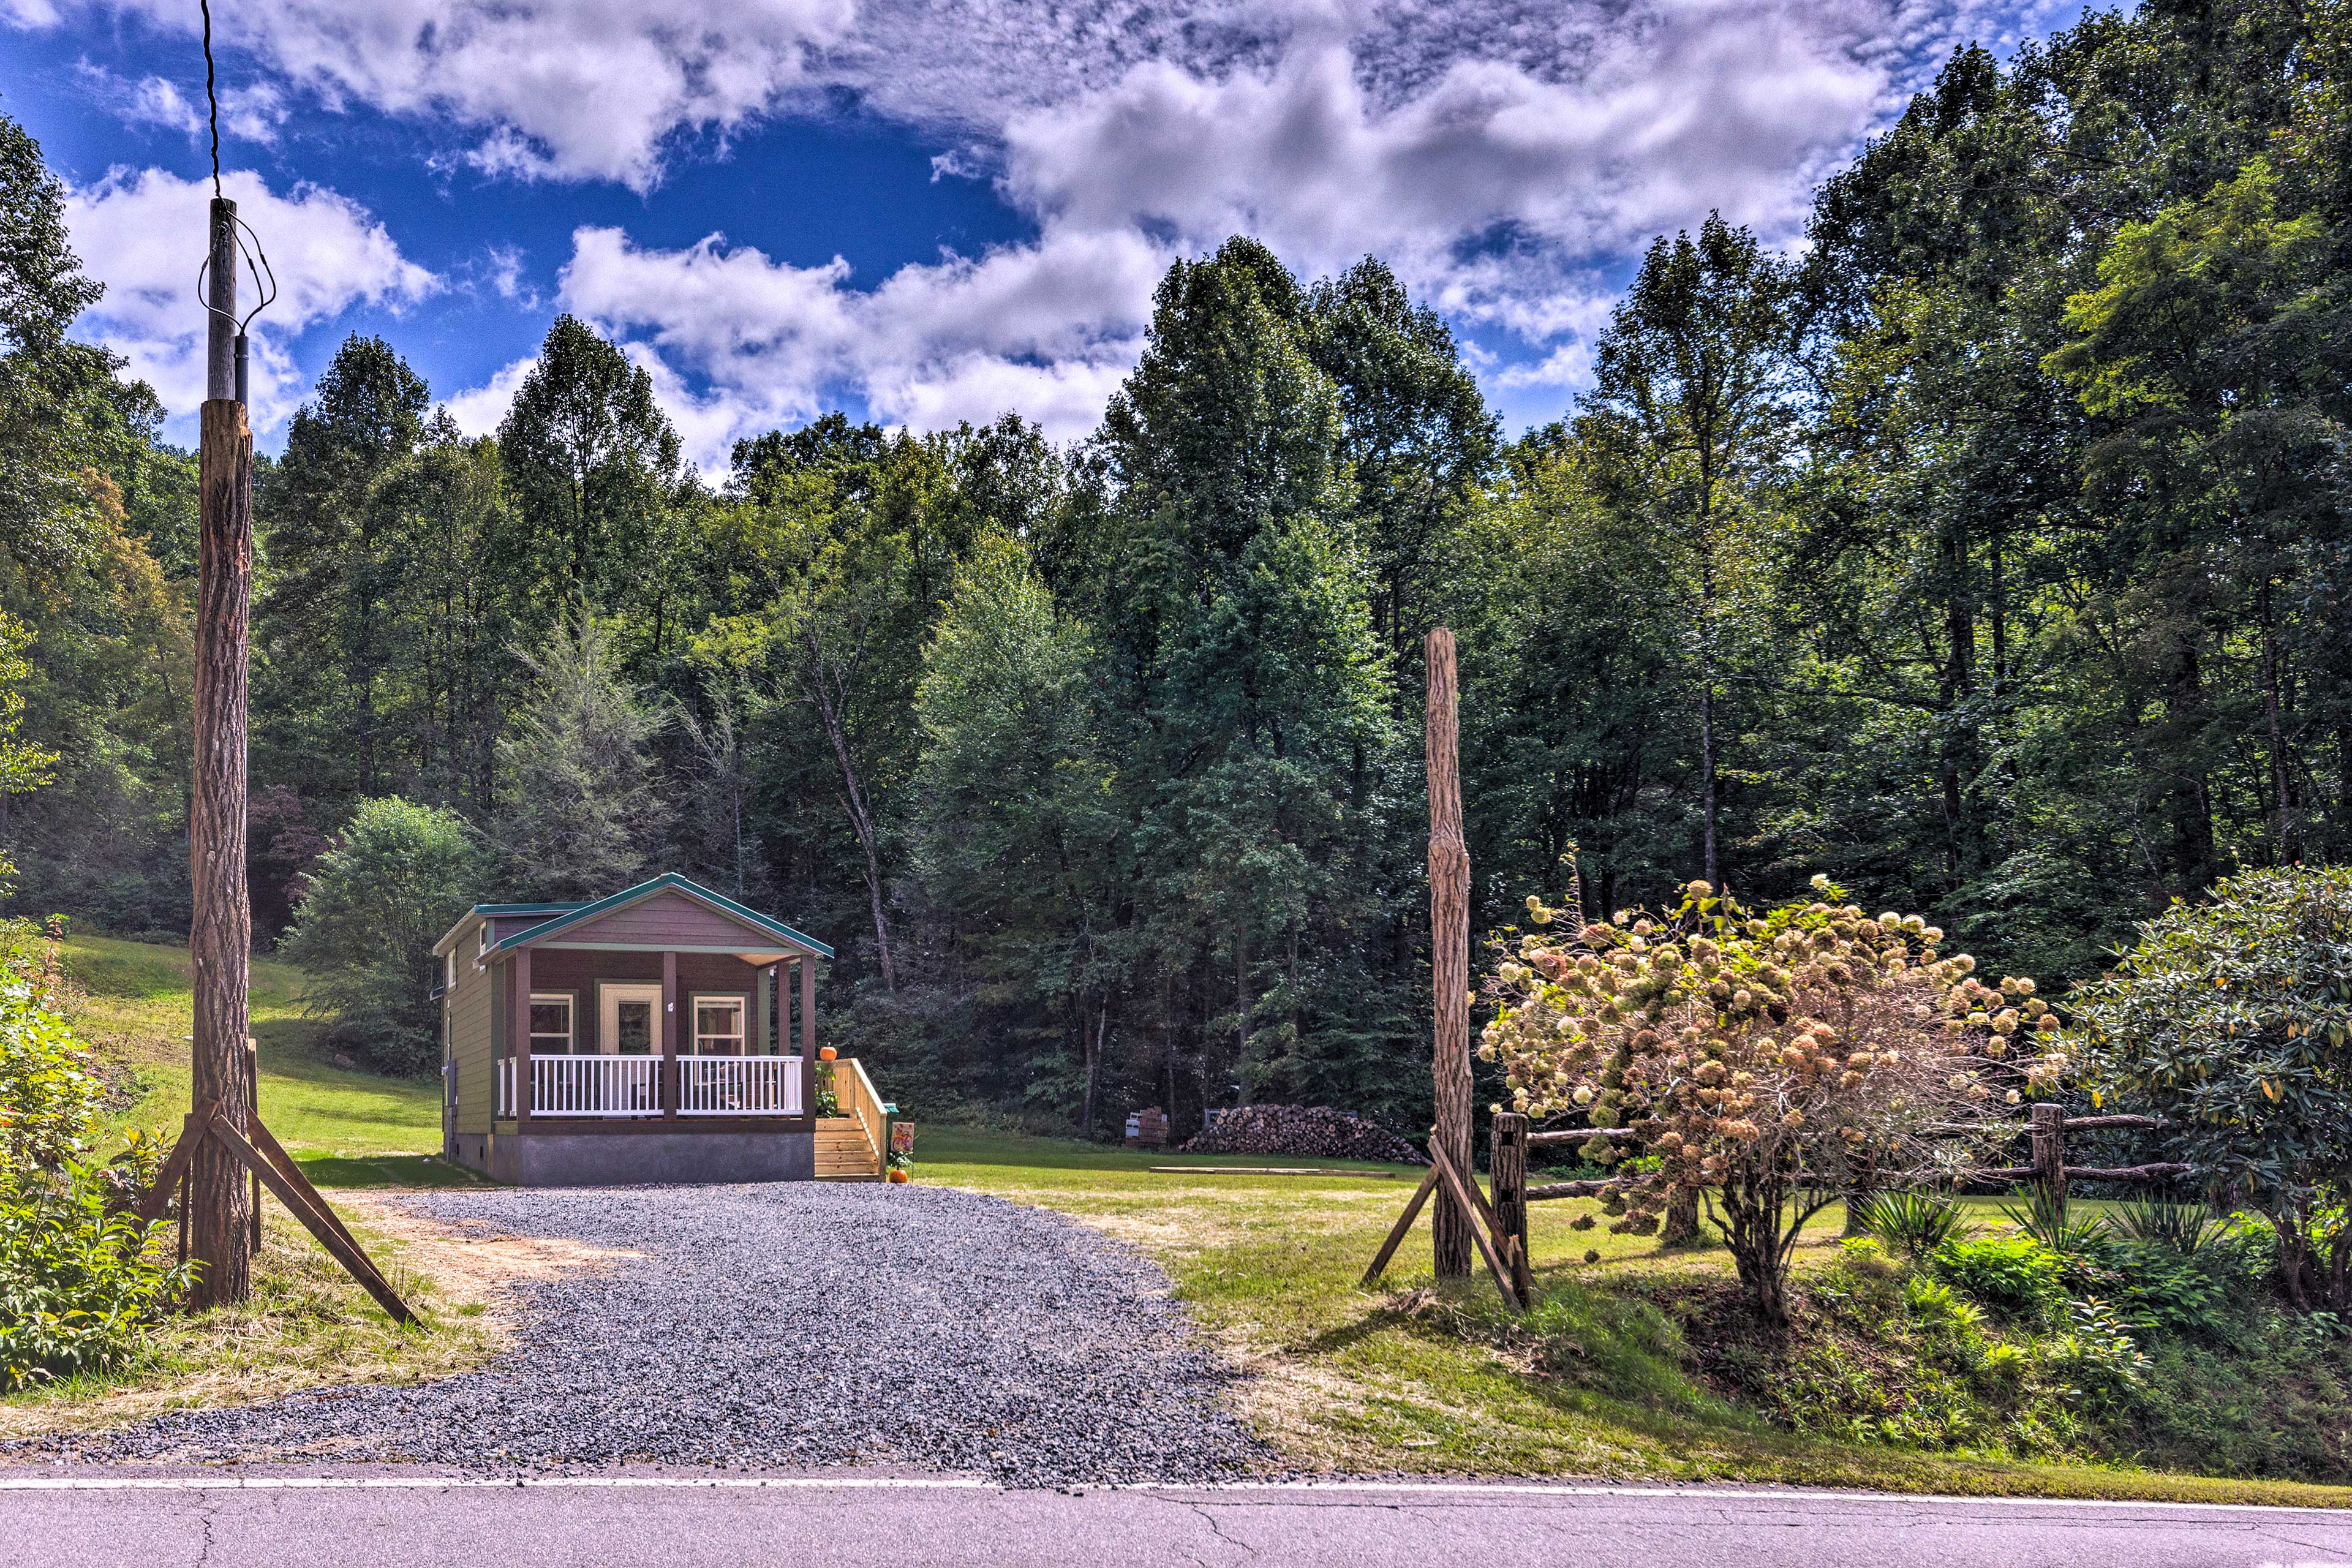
[4,0,2081,466]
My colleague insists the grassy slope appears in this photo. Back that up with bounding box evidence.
[64,933,481,1188]
[921,1125,2352,1506]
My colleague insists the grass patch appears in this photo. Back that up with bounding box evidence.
[58,934,478,1189]
[920,1125,2352,1505]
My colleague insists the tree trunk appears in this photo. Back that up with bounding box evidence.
[2260,579,2297,864]
[805,633,895,990]
[1425,628,1474,1281]
[190,393,256,1310]
[1082,1003,1106,1138]
[1660,1185,1700,1245]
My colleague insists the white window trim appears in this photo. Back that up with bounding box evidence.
[690,992,748,1057]
[528,990,577,1054]
[476,922,492,971]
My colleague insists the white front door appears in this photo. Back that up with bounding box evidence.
[600,984,663,1057]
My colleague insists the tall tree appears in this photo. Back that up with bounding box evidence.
[498,315,690,639]
[256,334,430,801]
[911,532,1125,1130]
[492,609,666,900]
[1091,238,1397,1120]
[1577,216,1802,891]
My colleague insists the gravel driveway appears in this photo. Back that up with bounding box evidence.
[17,1185,1270,1487]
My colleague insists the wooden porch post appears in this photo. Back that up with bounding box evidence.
[801,953,816,1056]
[758,965,775,1055]
[662,949,680,1120]
[511,946,532,1131]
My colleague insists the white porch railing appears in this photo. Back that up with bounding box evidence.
[679,1055,803,1117]
[529,1053,662,1118]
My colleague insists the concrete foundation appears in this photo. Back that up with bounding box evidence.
[451,1129,815,1186]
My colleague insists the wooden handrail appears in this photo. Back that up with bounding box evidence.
[838,1057,886,1170]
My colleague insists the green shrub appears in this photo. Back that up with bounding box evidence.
[0,924,102,1171]
[1,929,189,1392]
[2079,1221,2272,1341]
[1857,1191,1973,1257]
[2108,1197,2225,1256]
[0,1161,192,1391]
[280,797,481,1076]
[1929,1234,2068,1319]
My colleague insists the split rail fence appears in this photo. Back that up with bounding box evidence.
[1368,1103,2195,1313]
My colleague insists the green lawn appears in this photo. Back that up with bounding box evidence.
[62,933,481,1188]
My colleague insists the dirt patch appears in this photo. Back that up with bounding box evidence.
[339,1195,639,1345]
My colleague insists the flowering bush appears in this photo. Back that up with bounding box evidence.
[1479,875,2060,1325]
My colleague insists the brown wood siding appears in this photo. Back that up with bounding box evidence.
[543,890,769,949]
[523,949,766,1053]
[451,946,495,1135]
[493,914,565,943]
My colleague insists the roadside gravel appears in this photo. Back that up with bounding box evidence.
[12,1184,1270,1487]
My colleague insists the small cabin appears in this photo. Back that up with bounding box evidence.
[434,873,891,1185]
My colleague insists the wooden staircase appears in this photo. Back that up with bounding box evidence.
[815,1116,881,1181]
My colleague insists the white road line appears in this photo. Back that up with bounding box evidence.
[0,1474,2335,1516]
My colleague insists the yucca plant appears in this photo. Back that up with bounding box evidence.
[1858,1190,1973,1257]
[2108,1197,2225,1257]
[1999,1185,2105,1254]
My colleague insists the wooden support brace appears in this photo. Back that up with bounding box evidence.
[1428,1142,1525,1310]
[205,1111,416,1325]
[1362,1165,1442,1287]
[134,1108,209,1227]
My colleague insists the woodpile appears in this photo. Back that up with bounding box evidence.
[1177,1105,1427,1165]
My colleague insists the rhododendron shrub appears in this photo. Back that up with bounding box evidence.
[1480,875,2062,1326]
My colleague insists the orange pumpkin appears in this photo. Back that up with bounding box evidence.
[888,1167,909,1183]
[817,1046,837,1061]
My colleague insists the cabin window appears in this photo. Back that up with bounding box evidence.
[692,994,746,1056]
[529,993,575,1054]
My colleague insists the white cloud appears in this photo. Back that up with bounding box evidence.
[440,353,537,437]
[39,0,859,190]
[542,222,1164,464]
[65,167,439,431]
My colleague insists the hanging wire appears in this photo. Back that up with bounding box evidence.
[190,0,276,401]
[200,0,222,200]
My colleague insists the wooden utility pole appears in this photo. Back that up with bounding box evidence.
[189,195,255,1307]
[1425,628,1472,1280]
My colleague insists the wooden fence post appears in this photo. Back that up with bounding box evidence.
[1843,1149,1877,1238]
[2031,1102,2067,1219]
[1491,1111,1531,1302]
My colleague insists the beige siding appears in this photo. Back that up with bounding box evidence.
[451,939,497,1134]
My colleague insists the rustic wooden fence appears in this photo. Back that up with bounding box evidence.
[1374,1104,2195,1312]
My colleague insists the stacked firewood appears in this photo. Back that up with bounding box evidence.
[1176,1105,1427,1165]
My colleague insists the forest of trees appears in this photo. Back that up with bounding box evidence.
[4,0,2349,1136]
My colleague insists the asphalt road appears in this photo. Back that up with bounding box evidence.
[5,1472,2351,1568]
